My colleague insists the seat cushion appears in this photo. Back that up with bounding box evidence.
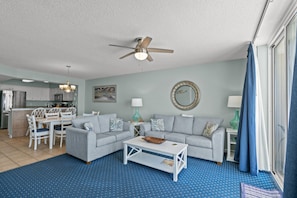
[72,116,101,133]
[186,135,212,149]
[164,133,188,143]
[153,114,175,132]
[96,133,116,146]
[144,131,171,139]
[172,115,194,134]
[192,117,223,135]
[109,131,132,141]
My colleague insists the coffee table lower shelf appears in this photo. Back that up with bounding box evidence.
[128,152,183,174]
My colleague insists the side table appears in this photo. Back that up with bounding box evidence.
[130,122,144,136]
[226,128,238,162]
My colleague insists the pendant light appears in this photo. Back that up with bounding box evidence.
[59,66,76,93]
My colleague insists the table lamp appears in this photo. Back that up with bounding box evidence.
[227,96,242,129]
[131,98,143,122]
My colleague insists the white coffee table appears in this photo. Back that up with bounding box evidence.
[123,136,188,182]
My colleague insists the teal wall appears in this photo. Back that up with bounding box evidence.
[0,63,85,115]
[85,59,246,127]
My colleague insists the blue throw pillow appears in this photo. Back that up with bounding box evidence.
[110,118,124,132]
[84,122,94,131]
[151,119,165,131]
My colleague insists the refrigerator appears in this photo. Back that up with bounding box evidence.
[0,90,26,129]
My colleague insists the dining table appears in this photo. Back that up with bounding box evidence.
[36,117,63,149]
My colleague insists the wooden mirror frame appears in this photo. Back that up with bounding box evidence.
[170,80,201,110]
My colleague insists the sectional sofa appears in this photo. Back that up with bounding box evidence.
[66,113,134,163]
[140,114,225,164]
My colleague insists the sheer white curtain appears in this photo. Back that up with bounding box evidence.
[253,44,270,171]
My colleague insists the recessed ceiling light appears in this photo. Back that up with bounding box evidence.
[22,79,34,83]
[44,81,49,83]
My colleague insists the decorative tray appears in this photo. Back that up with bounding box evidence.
[143,136,165,144]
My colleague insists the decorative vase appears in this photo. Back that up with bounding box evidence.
[132,108,142,122]
[230,109,240,129]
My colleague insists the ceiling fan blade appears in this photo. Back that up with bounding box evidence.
[109,44,135,50]
[139,37,152,48]
[119,51,135,59]
[147,53,153,62]
[147,48,174,53]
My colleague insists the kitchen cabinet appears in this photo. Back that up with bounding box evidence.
[26,87,50,100]
[50,88,74,101]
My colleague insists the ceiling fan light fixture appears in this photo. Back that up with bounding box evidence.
[134,48,148,60]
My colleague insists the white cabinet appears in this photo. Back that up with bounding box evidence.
[226,128,238,162]
[26,87,50,100]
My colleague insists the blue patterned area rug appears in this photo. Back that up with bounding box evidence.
[0,151,279,198]
[241,183,282,198]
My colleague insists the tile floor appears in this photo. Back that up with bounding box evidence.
[0,129,66,173]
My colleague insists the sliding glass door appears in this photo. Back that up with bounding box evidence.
[271,14,296,189]
[272,36,287,185]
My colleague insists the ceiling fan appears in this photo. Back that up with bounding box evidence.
[109,36,174,62]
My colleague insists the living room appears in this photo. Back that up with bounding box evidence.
[0,1,297,197]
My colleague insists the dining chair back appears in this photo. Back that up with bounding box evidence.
[92,111,100,115]
[26,114,49,150]
[31,107,46,118]
[54,112,74,147]
[48,107,61,114]
[65,107,76,115]
[45,112,60,119]
[26,107,47,136]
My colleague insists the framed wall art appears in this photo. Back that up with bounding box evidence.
[93,85,117,102]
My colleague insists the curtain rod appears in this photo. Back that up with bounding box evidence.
[252,0,272,44]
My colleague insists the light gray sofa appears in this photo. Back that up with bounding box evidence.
[66,113,134,163]
[140,114,225,164]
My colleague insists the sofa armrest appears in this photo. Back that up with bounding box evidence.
[66,127,96,162]
[211,127,225,163]
[139,122,151,136]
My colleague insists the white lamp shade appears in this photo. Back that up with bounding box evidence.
[131,98,143,107]
[227,96,242,108]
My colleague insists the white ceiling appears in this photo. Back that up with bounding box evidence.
[0,0,295,80]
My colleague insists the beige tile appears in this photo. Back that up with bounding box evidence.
[0,129,66,172]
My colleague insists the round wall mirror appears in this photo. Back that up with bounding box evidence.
[170,80,201,110]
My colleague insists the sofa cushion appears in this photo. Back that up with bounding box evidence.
[96,133,116,146]
[186,135,212,149]
[72,116,101,133]
[202,122,219,138]
[151,119,165,131]
[110,118,123,132]
[192,117,223,135]
[154,114,175,132]
[109,131,132,141]
[144,131,170,139]
[164,133,188,143]
[98,114,117,133]
[172,115,194,134]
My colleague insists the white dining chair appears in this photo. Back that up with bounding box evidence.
[48,107,61,114]
[26,114,49,150]
[53,112,74,147]
[45,112,60,119]
[65,107,76,115]
[26,107,47,136]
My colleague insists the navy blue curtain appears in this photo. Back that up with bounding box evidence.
[234,43,258,176]
[283,30,297,197]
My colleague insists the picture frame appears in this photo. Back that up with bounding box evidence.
[93,85,117,102]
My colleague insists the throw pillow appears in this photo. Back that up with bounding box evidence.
[110,118,124,132]
[84,122,94,131]
[151,119,165,131]
[202,122,219,138]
